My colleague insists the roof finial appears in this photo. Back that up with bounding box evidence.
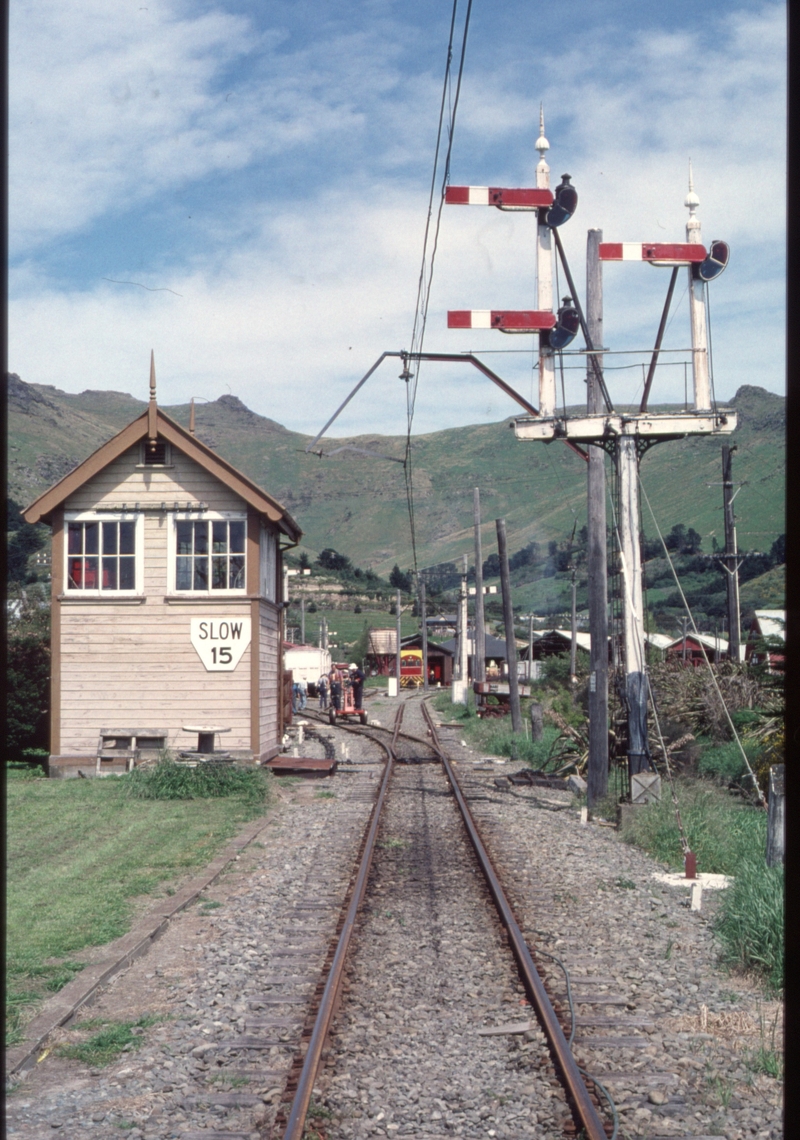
[148,350,158,439]
[535,103,550,190]
[685,159,701,242]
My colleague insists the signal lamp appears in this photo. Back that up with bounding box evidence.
[696,240,729,281]
[548,296,580,350]
[545,174,578,228]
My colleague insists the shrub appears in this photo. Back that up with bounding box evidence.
[698,740,762,786]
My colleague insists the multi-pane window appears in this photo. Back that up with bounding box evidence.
[176,519,246,591]
[67,520,136,591]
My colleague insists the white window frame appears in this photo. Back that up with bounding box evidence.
[64,511,144,596]
[167,511,248,596]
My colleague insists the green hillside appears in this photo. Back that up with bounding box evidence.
[8,374,784,578]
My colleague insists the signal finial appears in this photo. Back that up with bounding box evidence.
[535,104,550,190]
[685,160,701,243]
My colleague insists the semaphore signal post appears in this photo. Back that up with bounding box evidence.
[445,110,736,799]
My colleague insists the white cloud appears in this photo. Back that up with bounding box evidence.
[10,1,786,433]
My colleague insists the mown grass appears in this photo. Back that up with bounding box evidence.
[6,764,273,1045]
[620,780,783,991]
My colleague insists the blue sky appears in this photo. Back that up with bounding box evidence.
[10,0,785,437]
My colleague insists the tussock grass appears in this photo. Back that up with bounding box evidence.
[127,759,271,804]
[6,768,272,1044]
[715,860,784,992]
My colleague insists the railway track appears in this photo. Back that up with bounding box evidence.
[276,697,611,1140]
[6,694,782,1139]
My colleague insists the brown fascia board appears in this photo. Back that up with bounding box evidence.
[22,409,302,543]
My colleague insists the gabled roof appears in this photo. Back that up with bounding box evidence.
[22,407,302,541]
[752,610,786,641]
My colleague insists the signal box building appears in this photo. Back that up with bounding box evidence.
[23,368,301,774]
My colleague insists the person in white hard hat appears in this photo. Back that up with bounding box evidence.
[349,662,365,709]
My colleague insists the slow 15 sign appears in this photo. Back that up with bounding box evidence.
[190,617,251,671]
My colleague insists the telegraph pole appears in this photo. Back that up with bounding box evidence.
[570,567,578,681]
[586,228,609,804]
[420,579,429,691]
[721,445,742,662]
[496,519,522,732]
[460,554,470,685]
[473,488,486,684]
[395,588,402,692]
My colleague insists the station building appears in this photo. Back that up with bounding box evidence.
[22,363,301,775]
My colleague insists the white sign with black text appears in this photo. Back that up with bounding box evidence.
[190,617,251,671]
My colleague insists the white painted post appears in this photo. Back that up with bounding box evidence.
[618,436,649,778]
[685,162,711,412]
[536,107,556,417]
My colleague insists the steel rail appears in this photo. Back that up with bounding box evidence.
[280,708,399,1140]
[420,701,608,1140]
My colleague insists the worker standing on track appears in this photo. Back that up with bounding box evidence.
[349,662,365,710]
[317,673,328,709]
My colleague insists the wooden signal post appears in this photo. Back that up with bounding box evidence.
[446,117,736,793]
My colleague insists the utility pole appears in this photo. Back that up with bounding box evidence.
[420,579,429,691]
[682,616,689,663]
[570,566,578,681]
[460,554,470,686]
[473,488,486,684]
[528,613,534,681]
[721,444,742,662]
[586,228,609,805]
[395,588,402,692]
[300,595,305,645]
[496,518,522,732]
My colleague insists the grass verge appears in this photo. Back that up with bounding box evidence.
[619,779,783,991]
[432,691,561,767]
[7,764,272,1045]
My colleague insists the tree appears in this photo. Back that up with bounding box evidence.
[7,591,51,760]
[770,533,786,566]
[317,548,352,574]
[298,551,311,570]
[389,565,412,592]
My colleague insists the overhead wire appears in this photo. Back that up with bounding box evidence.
[403,0,474,581]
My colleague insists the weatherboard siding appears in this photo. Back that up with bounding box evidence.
[259,601,280,758]
[58,600,252,755]
[66,445,247,514]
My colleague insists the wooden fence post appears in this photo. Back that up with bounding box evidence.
[766,764,785,867]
